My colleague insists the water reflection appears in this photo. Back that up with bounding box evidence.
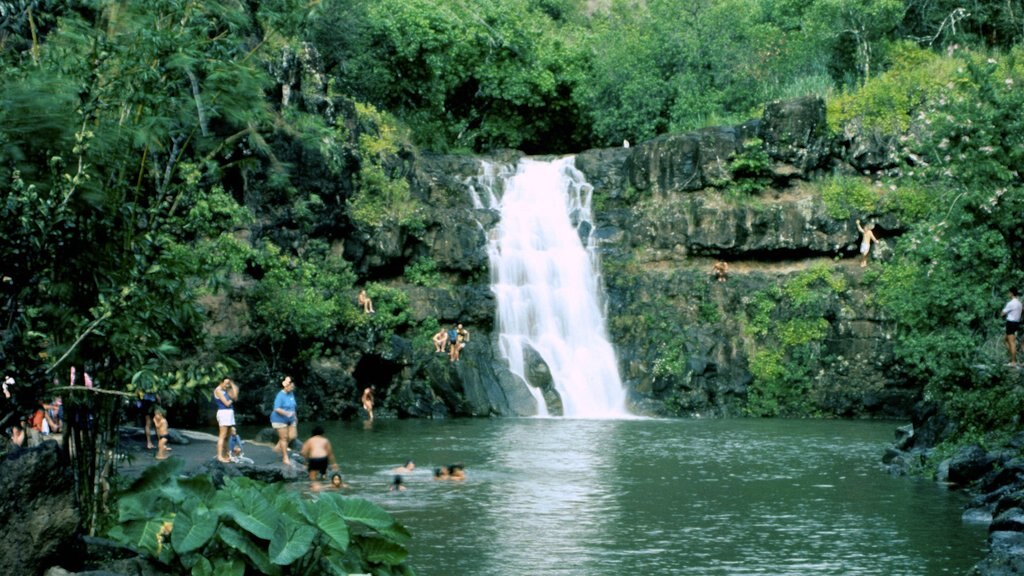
[476,420,622,575]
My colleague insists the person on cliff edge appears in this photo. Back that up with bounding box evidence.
[1001,288,1022,367]
[856,219,878,268]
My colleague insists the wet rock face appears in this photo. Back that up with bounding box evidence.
[0,441,80,576]
[213,91,911,421]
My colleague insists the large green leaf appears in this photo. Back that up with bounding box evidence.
[170,507,218,554]
[315,496,351,552]
[117,490,162,522]
[218,525,280,576]
[218,477,278,539]
[107,517,168,556]
[359,535,409,565]
[269,517,318,565]
[339,497,404,535]
[124,457,184,494]
[171,475,216,504]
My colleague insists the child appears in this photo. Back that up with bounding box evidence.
[153,409,170,460]
[228,426,244,461]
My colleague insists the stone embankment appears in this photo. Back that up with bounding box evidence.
[885,411,1024,575]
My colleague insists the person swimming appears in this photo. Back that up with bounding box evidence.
[389,474,407,492]
[448,463,466,481]
[391,460,415,474]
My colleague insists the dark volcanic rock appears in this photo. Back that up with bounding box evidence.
[0,441,80,576]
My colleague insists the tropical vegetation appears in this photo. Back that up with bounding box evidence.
[2,0,1024,563]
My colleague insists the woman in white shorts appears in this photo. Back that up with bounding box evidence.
[213,378,238,462]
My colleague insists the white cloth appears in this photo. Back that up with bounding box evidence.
[216,408,235,427]
[1003,297,1023,322]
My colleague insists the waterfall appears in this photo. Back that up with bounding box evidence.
[486,157,629,418]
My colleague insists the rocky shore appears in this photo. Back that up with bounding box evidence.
[885,414,1024,576]
[0,427,311,576]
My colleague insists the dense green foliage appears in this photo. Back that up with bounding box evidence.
[107,458,414,575]
[3,0,1024,542]
[868,47,1024,443]
[743,264,846,417]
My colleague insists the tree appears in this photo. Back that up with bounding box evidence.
[0,0,300,532]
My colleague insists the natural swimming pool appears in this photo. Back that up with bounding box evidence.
[280,418,986,576]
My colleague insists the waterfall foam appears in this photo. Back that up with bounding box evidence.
[485,157,629,418]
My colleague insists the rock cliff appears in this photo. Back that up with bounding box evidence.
[219,45,914,421]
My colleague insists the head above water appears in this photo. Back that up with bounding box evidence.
[330,473,342,486]
[312,425,325,437]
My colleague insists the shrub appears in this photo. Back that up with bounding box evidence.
[106,459,414,575]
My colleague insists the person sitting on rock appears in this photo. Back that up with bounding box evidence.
[432,328,449,353]
[6,424,25,452]
[228,426,245,461]
[450,324,469,362]
[358,289,375,314]
[711,261,729,282]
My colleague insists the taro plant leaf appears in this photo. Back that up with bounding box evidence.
[269,517,318,566]
[191,555,244,576]
[189,556,213,576]
[217,477,278,539]
[117,490,162,522]
[340,497,410,542]
[218,525,280,576]
[171,507,218,554]
[359,535,409,565]
[107,517,168,556]
[175,475,216,503]
[125,457,184,494]
[314,495,351,551]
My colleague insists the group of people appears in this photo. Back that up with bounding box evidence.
[432,324,470,362]
[3,376,64,451]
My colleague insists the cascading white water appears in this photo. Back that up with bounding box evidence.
[486,157,629,418]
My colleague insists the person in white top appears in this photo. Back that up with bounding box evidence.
[1001,289,1022,367]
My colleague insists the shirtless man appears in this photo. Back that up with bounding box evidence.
[432,329,449,353]
[361,386,374,421]
[153,409,170,460]
[300,426,339,482]
[856,219,878,268]
[357,289,375,314]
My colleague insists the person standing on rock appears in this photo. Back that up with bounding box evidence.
[856,219,878,268]
[213,378,238,463]
[271,376,298,465]
[1001,288,1022,367]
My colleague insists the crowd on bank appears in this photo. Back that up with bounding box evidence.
[208,374,467,492]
